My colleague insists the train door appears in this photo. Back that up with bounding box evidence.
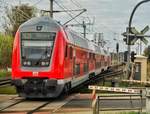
[134,62,141,80]
[73,48,76,76]
[69,46,73,77]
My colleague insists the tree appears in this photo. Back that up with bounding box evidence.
[4,4,36,36]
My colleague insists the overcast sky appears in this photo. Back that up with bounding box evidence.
[1,0,150,53]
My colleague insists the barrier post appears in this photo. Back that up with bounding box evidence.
[92,89,97,114]
[97,96,100,114]
[139,90,142,114]
[146,88,150,114]
[102,76,105,86]
[93,102,97,114]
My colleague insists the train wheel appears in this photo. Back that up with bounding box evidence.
[62,83,70,97]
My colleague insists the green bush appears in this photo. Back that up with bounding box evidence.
[0,70,11,78]
[0,86,16,94]
[0,34,13,69]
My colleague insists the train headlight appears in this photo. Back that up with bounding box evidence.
[46,62,49,65]
[41,62,46,66]
[23,61,27,65]
[27,61,31,66]
[47,54,50,57]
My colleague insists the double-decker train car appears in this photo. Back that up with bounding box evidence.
[12,16,111,98]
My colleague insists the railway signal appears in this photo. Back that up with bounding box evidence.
[131,51,136,62]
[116,43,119,53]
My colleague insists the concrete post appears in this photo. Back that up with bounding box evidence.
[146,88,150,113]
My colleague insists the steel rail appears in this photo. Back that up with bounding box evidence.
[0,79,11,86]
[71,70,124,93]
[0,99,25,112]
[27,100,54,114]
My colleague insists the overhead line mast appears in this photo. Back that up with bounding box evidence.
[50,0,53,18]
[48,0,93,39]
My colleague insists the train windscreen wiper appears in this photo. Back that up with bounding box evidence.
[35,47,48,65]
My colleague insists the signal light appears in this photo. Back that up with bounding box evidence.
[131,51,136,62]
[123,38,127,44]
[116,43,119,53]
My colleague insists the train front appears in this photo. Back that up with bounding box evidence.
[12,16,66,98]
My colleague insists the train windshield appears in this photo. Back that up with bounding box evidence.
[21,32,56,67]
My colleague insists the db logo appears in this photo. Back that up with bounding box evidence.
[33,72,39,76]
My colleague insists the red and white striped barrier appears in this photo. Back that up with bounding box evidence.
[91,89,97,108]
[122,80,150,85]
[89,85,140,94]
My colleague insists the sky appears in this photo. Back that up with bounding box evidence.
[0,0,150,53]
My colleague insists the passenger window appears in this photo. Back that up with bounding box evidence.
[93,54,95,59]
[75,64,80,75]
[83,63,88,73]
[89,53,92,59]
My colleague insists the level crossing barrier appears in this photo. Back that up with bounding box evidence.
[89,85,144,114]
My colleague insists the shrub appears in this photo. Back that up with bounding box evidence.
[0,34,13,69]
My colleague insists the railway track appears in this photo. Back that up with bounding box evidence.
[0,78,11,87]
[26,100,54,114]
[0,99,25,112]
[0,93,145,113]
[89,70,123,84]
[0,94,78,114]
[98,70,123,79]
[0,99,55,114]
[71,70,124,93]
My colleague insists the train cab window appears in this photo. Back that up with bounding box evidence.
[70,47,73,59]
[21,32,56,67]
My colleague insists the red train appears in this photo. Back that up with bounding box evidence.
[12,16,111,98]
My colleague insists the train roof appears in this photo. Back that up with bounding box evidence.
[64,28,109,55]
[19,16,61,32]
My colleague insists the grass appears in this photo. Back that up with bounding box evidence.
[103,112,147,114]
[0,86,16,94]
[0,70,11,78]
[0,70,15,94]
